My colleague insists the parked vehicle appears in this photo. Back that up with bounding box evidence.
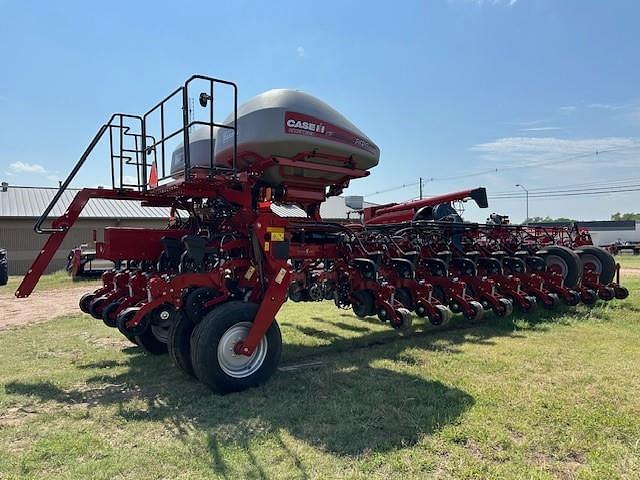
[0,248,8,286]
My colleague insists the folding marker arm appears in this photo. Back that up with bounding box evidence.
[16,188,155,298]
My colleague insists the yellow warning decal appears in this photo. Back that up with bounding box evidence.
[267,227,284,242]
[267,226,285,241]
[264,241,270,252]
[271,232,285,241]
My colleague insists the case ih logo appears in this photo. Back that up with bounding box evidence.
[286,117,326,134]
[284,111,378,154]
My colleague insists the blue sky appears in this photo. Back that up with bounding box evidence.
[1,0,639,222]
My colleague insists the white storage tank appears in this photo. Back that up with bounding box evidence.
[214,89,379,185]
[169,125,218,178]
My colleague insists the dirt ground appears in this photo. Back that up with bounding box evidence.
[624,268,640,277]
[0,268,638,331]
[0,286,91,331]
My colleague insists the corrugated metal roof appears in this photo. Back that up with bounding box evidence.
[0,186,170,219]
[0,186,377,220]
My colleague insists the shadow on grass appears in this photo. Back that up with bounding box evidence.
[5,303,579,469]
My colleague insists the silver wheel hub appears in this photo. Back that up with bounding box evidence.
[217,321,268,378]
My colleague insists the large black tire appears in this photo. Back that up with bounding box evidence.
[190,301,282,394]
[576,246,616,284]
[79,293,95,314]
[135,326,168,355]
[88,296,108,320]
[102,301,121,328]
[538,245,583,288]
[288,282,305,302]
[394,287,414,310]
[352,289,375,318]
[168,313,196,377]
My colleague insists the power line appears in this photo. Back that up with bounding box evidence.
[491,176,640,195]
[491,183,640,198]
[364,181,419,197]
[360,145,640,199]
[489,187,640,200]
[420,147,633,185]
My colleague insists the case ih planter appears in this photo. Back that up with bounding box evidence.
[17,75,628,393]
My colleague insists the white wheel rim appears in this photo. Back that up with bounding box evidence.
[546,254,568,278]
[581,254,602,274]
[217,321,268,378]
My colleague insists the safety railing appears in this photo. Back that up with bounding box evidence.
[142,75,238,184]
[34,75,238,234]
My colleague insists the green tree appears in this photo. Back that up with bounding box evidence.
[527,216,576,223]
[611,212,640,221]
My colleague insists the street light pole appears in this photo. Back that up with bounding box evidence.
[515,184,529,224]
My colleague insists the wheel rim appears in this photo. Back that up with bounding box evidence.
[150,307,173,343]
[217,321,268,378]
[581,254,602,274]
[546,255,568,278]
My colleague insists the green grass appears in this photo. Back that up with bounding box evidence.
[3,270,101,295]
[617,254,640,270]
[1,281,640,479]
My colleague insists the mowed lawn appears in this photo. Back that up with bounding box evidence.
[0,279,639,479]
[617,254,640,270]
[4,270,102,294]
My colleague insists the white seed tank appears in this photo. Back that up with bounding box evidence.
[171,89,379,185]
[169,125,218,178]
[215,89,379,184]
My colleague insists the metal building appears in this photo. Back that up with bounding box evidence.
[0,185,170,275]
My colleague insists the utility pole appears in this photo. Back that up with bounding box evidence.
[419,177,423,200]
[515,184,529,224]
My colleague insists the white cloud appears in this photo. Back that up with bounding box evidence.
[503,119,545,127]
[463,0,517,5]
[559,105,577,112]
[520,126,562,132]
[297,46,305,57]
[123,175,139,185]
[587,103,625,111]
[471,136,640,170]
[8,161,47,174]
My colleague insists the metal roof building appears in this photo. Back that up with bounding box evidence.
[0,185,170,218]
[0,185,170,276]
